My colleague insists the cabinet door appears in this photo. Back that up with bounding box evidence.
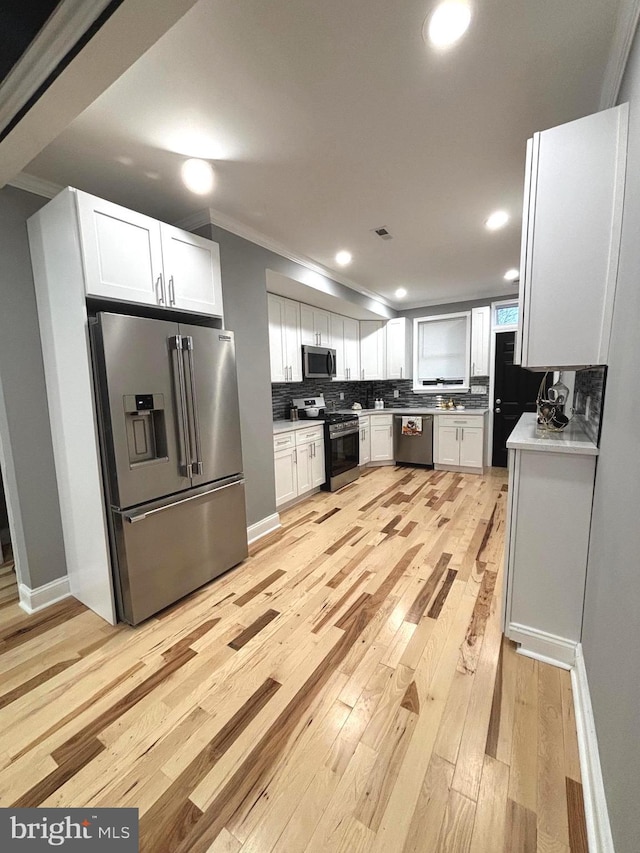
[330,314,348,381]
[459,427,484,468]
[160,224,223,317]
[471,306,490,376]
[360,321,386,380]
[76,192,163,305]
[520,104,627,368]
[296,443,313,495]
[437,426,460,466]
[359,420,371,465]
[268,294,288,382]
[311,439,326,487]
[284,299,302,381]
[370,421,393,461]
[274,447,297,505]
[268,295,301,382]
[300,305,331,347]
[344,317,360,381]
[386,318,412,380]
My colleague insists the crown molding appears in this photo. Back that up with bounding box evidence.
[398,289,516,312]
[7,172,63,199]
[173,205,393,309]
[0,0,115,137]
[599,0,640,108]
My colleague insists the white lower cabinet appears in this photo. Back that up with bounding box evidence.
[435,416,485,471]
[359,416,371,465]
[274,427,325,507]
[504,446,596,665]
[369,415,394,462]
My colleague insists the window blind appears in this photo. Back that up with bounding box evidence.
[418,316,466,380]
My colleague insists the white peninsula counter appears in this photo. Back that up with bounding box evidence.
[503,413,598,667]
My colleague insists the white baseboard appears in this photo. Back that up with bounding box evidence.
[572,644,614,853]
[18,576,71,614]
[247,512,281,545]
[508,622,577,668]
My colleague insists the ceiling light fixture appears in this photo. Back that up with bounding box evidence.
[395,288,407,298]
[335,250,352,266]
[425,0,472,49]
[181,158,215,195]
[485,210,509,231]
[504,268,520,282]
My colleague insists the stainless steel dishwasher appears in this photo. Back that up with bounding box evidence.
[393,415,434,466]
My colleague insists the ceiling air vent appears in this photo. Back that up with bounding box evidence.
[371,226,393,240]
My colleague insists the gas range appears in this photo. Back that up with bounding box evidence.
[292,396,359,428]
[293,396,360,460]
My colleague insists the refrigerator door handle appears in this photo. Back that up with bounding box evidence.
[125,478,246,523]
[183,336,204,476]
[170,334,193,478]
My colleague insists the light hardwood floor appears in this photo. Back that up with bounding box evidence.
[0,466,588,852]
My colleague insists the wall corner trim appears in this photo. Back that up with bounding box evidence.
[247,513,281,545]
[572,644,615,853]
[599,0,640,108]
[507,622,577,667]
[18,575,71,614]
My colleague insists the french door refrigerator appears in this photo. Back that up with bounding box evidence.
[91,312,248,625]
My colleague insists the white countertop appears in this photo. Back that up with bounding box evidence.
[273,419,327,435]
[337,407,488,417]
[506,413,599,456]
[273,407,488,434]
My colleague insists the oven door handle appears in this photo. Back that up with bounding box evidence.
[330,426,360,439]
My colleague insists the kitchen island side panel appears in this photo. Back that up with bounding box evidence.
[506,448,595,644]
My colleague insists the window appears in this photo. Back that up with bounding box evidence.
[494,302,519,328]
[412,312,471,392]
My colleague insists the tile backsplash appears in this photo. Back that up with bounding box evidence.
[573,366,607,444]
[272,377,490,420]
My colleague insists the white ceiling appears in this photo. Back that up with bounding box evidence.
[23,0,621,308]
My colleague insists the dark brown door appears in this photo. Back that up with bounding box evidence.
[492,332,547,467]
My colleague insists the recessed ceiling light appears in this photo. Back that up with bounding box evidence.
[425,1,472,49]
[181,158,215,195]
[335,250,352,266]
[395,288,408,298]
[504,268,520,282]
[485,210,509,231]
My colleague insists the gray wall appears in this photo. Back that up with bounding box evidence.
[580,26,640,853]
[399,294,512,321]
[0,186,66,587]
[195,224,393,527]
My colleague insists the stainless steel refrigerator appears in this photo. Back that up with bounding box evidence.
[91,312,248,625]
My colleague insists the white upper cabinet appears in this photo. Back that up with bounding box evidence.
[330,313,360,381]
[77,192,163,306]
[470,306,490,376]
[300,305,331,347]
[159,224,223,316]
[360,320,386,380]
[268,294,302,382]
[76,191,223,318]
[386,317,412,380]
[517,104,628,369]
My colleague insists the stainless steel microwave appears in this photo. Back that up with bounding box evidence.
[302,345,337,379]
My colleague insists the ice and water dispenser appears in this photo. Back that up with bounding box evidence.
[123,394,168,466]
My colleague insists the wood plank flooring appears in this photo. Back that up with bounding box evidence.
[0,466,588,851]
